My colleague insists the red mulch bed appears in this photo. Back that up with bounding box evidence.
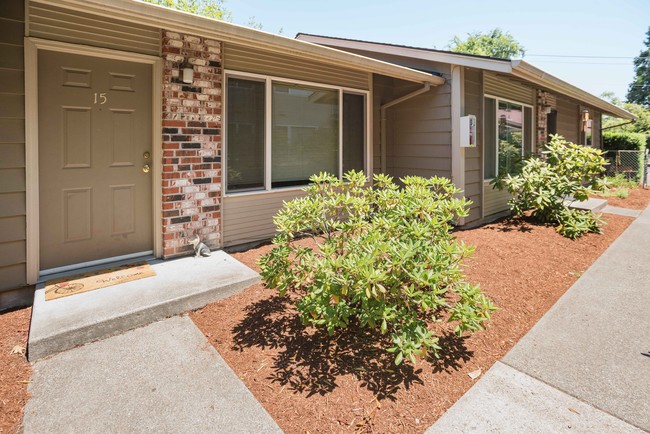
[0,307,32,434]
[593,186,650,210]
[191,213,633,433]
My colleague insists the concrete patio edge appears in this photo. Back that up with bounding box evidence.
[28,252,260,361]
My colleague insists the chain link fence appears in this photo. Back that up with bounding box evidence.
[603,150,647,185]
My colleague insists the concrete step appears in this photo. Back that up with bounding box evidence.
[28,251,259,361]
[564,197,608,213]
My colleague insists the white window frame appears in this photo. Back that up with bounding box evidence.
[224,70,370,196]
[484,94,534,181]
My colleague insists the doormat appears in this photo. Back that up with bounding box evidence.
[45,262,156,301]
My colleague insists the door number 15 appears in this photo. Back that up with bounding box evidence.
[93,92,108,105]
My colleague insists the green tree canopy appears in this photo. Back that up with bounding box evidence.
[448,28,525,59]
[143,0,231,21]
[627,27,650,106]
[601,92,650,133]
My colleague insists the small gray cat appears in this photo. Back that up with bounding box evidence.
[188,234,211,257]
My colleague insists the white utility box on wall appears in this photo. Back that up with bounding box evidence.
[460,115,477,148]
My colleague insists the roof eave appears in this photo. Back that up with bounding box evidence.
[511,60,637,120]
[33,0,444,86]
[296,34,513,73]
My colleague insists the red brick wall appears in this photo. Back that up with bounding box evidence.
[161,31,222,257]
[537,90,551,150]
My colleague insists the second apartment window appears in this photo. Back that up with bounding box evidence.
[227,75,366,193]
[271,83,339,188]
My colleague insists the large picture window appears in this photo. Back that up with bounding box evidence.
[484,96,533,179]
[226,75,367,193]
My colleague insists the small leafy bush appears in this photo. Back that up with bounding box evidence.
[493,135,606,239]
[258,171,495,365]
[597,174,636,199]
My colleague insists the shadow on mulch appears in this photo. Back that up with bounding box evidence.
[458,215,554,234]
[231,295,473,401]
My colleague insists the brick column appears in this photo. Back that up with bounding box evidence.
[536,90,551,150]
[161,31,222,258]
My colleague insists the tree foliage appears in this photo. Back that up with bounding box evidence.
[143,0,231,21]
[627,27,650,106]
[600,92,650,134]
[448,28,525,59]
[259,171,495,366]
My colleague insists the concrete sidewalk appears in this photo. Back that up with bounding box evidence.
[429,205,650,433]
[23,316,283,434]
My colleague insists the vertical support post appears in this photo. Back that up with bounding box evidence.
[451,65,466,225]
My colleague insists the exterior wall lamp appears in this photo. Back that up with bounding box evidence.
[181,61,194,84]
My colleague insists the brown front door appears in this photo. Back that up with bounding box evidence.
[38,50,153,271]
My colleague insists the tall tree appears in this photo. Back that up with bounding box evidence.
[627,27,650,106]
[143,0,231,21]
[448,28,525,59]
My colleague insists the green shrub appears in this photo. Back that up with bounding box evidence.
[616,188,630,199]
[602,132,646,151]
[258,171,495,366]
[493,135,606,239]
[596,174,636,198]
[601,173,638,190]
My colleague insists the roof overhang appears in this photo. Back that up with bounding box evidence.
[296,33,513,73]
[511,60,636,120]
[297,34,636,120]
[33,0,445,86]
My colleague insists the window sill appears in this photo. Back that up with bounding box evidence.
[224,185,307,198]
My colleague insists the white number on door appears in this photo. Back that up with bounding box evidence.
[93,92,108,105]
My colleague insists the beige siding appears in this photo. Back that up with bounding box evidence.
[556,95,579,143]
[28,2,160,55]
[484,73,535,105]
[222,189,308,247]
[224,43,369,90]
[387,81,452,180]
[483,183,512,217]
[464,68,482,223]
[0,0,27,295]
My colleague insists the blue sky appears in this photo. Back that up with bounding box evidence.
[225,0,649,102]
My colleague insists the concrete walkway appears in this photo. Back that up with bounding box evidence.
[429,205,650,433]
[23,316,282,434]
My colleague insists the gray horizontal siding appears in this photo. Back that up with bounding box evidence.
[387,81,452,180]
[222,189,308,247]
[224,43,369,90]
[483,183,511,217]
[29,3,160,56]
[0,0,27,296]
[464,68,482,223]
[484,73,535,105]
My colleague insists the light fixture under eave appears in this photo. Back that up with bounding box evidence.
[182,62,194,84]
